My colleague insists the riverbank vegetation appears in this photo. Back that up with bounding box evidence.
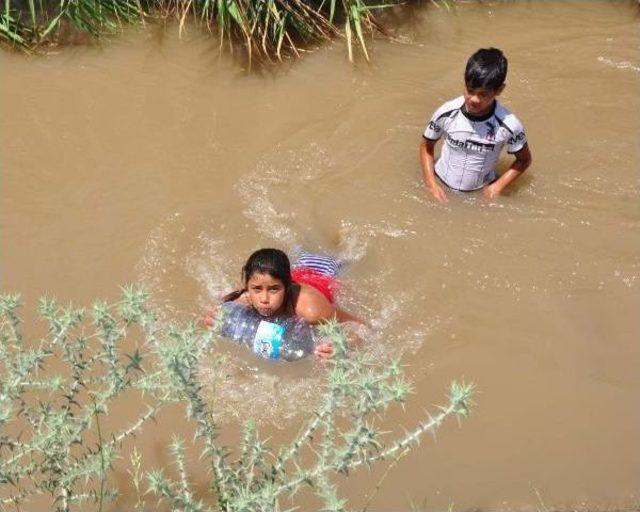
[0,0,455,64]
[0,288,474,511]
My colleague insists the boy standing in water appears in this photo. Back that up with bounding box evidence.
[420,47,532,202]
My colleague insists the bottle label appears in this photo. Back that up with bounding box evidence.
[253,321,285,360]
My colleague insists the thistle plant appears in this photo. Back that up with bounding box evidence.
[0,287,159,511]
[0,288,474,511]
[148,318,475,511]
[0,0,453,63]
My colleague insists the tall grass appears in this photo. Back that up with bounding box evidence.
[0,0,435,63]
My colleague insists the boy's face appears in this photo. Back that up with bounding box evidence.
[463,84,505,116]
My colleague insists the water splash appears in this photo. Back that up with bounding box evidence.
[597,56,640,73]
[235,142,334,245]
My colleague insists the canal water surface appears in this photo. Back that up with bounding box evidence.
[1,1,638,510]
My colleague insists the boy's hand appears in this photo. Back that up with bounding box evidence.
[482,183,501,200]
[429,183,449,204]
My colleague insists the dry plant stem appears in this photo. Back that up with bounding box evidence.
[360,447,410,512]
[92,399,106,512]
[128,447,146,511]
[178,0,193,38]
[273,385,340,477]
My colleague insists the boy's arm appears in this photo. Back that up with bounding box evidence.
[483,143,532,199]
[419,138,448,203]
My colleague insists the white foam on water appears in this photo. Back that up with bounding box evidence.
[235,142,334,245]
[186,231,236,308]
[133,140,449,426]
[136,235,445,428]
[198,347,322,426]
[190,222,440,425]
[597,56,640,73]
[335,220,368,264]
[135,210,187,321]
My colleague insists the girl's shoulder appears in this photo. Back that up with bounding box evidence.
[294,284,335,323]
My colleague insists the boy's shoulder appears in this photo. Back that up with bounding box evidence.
[430,97,525,128]
[493,101,525,133]
[431,96,465,119]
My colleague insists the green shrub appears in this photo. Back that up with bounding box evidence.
[0,288,474,511]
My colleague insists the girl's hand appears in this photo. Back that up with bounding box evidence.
[202,306,219,328]
[314,341,335,360]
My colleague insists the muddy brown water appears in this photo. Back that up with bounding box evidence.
[1,1,639,510]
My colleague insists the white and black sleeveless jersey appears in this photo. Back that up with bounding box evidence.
[423,96,527,191]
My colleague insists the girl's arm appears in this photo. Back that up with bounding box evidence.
[295,286,366,360]
[313,304,366,359]
[295,285,364,325]
[203,291,248,327]
[334,306,365,325]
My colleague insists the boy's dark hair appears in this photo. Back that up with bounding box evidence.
[465,48,508,91]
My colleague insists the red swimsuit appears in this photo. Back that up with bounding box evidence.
[291,251,341,303]
[292,267,339,303]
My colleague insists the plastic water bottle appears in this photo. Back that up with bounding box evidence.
[217,302,316,361]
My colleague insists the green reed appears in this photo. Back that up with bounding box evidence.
[0,288,474,511]
[0,0,452,63]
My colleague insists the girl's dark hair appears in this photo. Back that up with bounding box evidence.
[464,47,508,91]
[223,248,295,312]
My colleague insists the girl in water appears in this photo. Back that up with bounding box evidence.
[204,248,362,359]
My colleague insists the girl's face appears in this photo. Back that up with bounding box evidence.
[246,272,286,317]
